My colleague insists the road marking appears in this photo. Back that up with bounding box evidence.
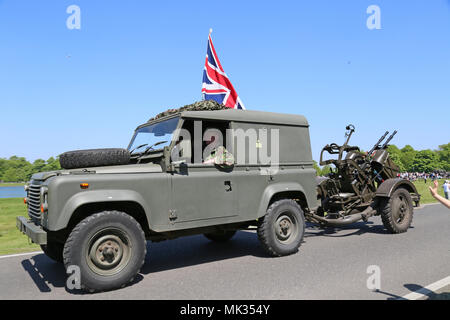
[0,251,43,259]
[400,276,450,300]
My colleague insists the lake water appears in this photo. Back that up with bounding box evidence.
[0,186,26,199]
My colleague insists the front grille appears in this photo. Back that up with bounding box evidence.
[27,183,42,221]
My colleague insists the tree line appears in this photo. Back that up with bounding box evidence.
[314,143,449,176]
[0,156,61,183]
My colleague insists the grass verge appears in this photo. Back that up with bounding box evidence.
[0,198,39,255]
[412,179,446,205]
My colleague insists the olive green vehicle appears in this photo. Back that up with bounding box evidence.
[16,102,419,292]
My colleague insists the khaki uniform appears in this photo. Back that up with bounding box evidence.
[204,146,234,168]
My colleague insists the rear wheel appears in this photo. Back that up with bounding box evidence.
[379,188,414,233]
[204,230,236,242]
[63,211,146,292]
[257,199,305,257]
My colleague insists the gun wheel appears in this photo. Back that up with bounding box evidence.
[379,188,414,233]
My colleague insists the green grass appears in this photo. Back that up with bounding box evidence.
[0,198,39,255]
[412,179,446,204]
[0,183,25,187]
[0,179,446,256]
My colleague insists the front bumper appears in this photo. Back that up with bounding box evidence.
[16,216,47,245]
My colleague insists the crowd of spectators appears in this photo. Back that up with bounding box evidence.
[398,171,450,182]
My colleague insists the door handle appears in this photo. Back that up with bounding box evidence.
[224,181,232,192]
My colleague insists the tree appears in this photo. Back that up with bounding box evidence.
[0,156,62,182]
[320,165,332,176]
[411,150,441,173]
[43,157,61,171]
[0,158,7,180]
[387,145,406,172]
[5,156,32,181]
[313,160,321,176]
[32,159,46,173]
[437,143,450,171]
[313,160,332,176]
[400,145,416,172]
[2,168,19,182]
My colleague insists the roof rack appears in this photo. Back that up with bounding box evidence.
[148,100,228,122]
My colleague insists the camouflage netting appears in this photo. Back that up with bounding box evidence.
[148,100,228,122]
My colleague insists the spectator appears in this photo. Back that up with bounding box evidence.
[429,180,450,209]
[443,180,450,200]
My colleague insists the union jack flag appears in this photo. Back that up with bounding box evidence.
[202,30,245,109]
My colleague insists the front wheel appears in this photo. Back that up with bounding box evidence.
[379,188,414,233]
[257,199,305,257]
[63,211,147,292]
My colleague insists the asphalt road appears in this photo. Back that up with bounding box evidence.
[0,203,449,300]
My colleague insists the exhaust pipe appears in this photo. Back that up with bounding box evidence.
[311,201,378,227]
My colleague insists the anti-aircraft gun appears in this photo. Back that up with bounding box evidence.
[310,125,421,233]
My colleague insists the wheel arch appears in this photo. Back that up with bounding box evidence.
[67,201,151,236]
[376,178,419,198]
[51,190,153,235]
[257,182,310,219]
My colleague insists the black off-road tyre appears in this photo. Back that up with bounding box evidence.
[379,188,414,234]
[204,230,236,242]
[257,199,305,257]
[59,148,130,170]
[41,241,64,263]
[63,211,146,292]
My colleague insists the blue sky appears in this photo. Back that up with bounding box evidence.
[0,0,449,162]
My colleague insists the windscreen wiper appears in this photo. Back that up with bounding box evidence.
[135,140,169,160]
[130,143,148,155]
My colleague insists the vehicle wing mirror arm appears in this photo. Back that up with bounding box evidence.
[163,146,173,172]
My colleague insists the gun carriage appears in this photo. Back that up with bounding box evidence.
[308,125,420,231]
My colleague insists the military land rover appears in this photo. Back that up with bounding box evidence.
[17,101,419,292]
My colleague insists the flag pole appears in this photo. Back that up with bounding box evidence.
[202,28,213,101]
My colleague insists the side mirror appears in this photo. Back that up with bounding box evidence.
[171,159,188,175]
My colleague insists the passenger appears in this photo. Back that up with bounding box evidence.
[203,133,234,168]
